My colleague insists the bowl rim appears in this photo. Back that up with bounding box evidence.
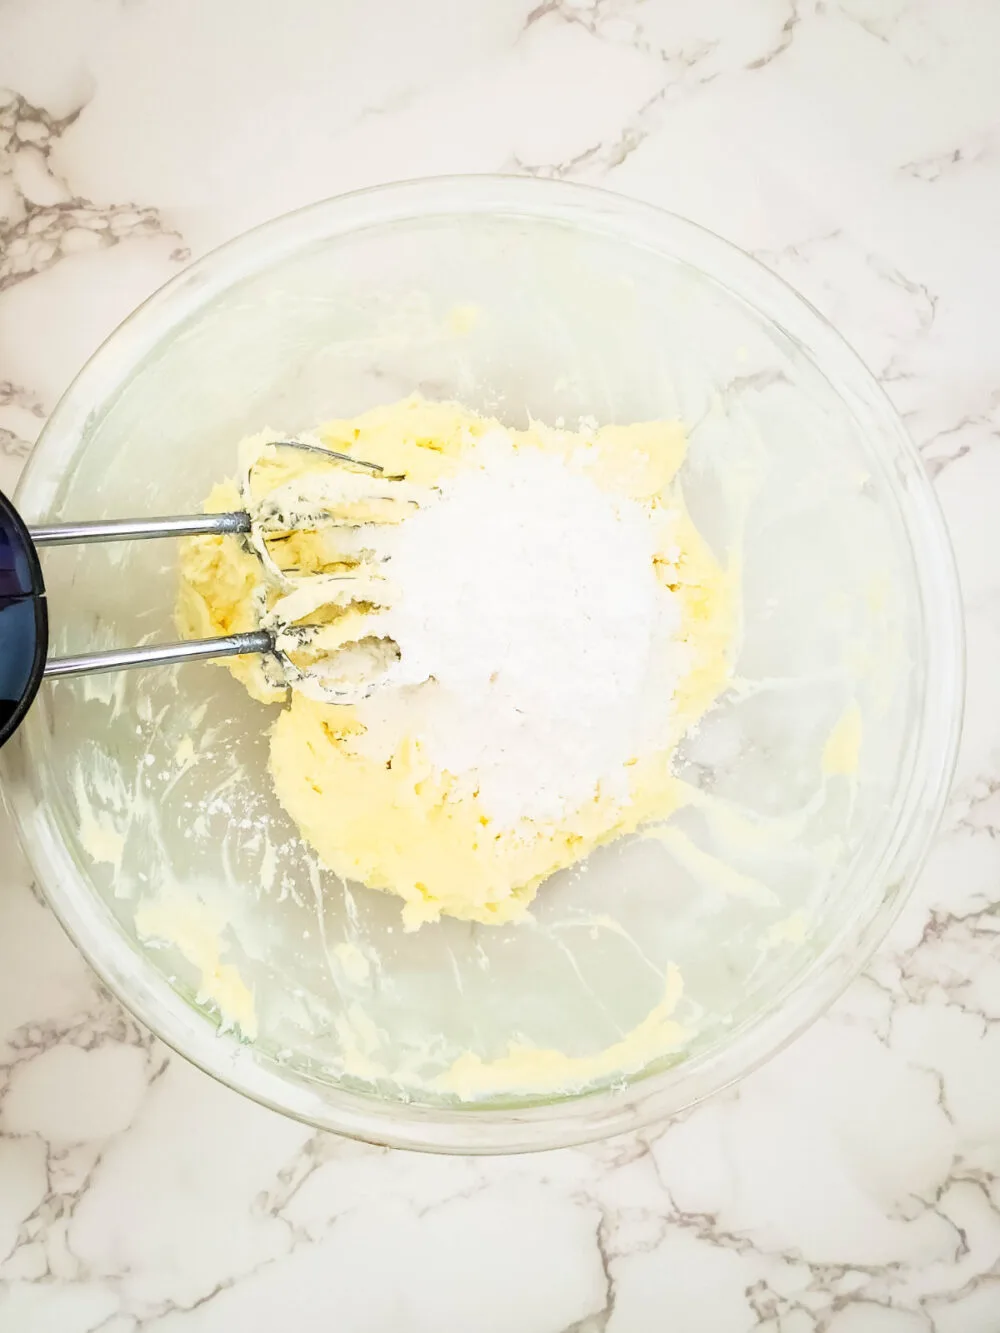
[1,174,965,1153]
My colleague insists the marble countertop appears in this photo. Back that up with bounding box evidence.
[1,1,998,1329]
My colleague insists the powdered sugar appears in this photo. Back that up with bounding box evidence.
[356,430,687,827]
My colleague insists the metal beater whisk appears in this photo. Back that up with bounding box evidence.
[0,439,397,748]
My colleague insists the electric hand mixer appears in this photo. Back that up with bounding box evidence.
[0,439,415,749]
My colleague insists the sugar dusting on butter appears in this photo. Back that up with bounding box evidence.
[359,430,685,827]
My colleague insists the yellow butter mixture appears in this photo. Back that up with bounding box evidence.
[176,397,734,929]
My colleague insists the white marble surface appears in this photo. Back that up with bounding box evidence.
[0,0,998,1328]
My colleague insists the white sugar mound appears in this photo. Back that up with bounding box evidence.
[357,430,686,826]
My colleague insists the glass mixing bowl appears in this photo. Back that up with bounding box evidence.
[0,177,963,1152]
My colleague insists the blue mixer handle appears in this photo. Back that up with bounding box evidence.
[0,489,49,749]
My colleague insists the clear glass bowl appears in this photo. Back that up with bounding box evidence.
[0,177,963,1152]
